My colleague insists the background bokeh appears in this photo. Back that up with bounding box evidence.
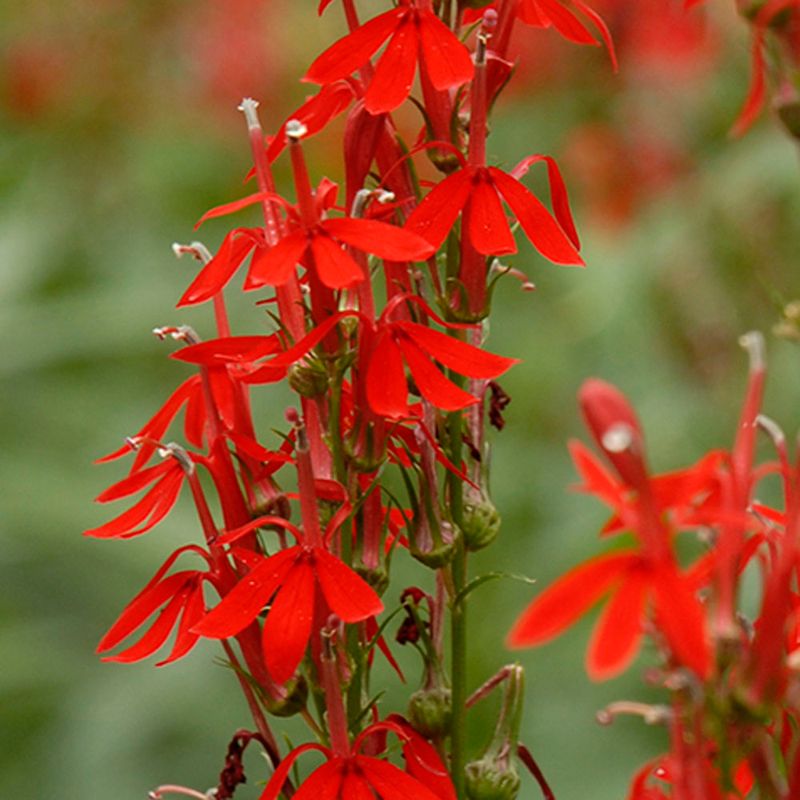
[3,1,800,798]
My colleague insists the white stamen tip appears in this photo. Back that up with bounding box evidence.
[602,423,634,453]
[377,190,395,204]
[738,331,765,373]
[238,97,261,130]
[172,242,184,257]
[285,119,308,140]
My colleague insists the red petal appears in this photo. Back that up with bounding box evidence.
[651,564,710,679]
[95,459,174,503]
[507,551,638,647]
[511,155,580,249]
[586,567,648,680]
[366,328,410,418]
[193,547,299,639]
[262,560,315,683]
[397,336,478,411]
[357,756,445,800]
[245,232,308,289]
[257,743,332,800]
[178,229,257,306]
[172,335,280,366]
[364,16,419,114]
[568,439,626,510]
[462,176,516,256]
[309,231,365,288]
[304,9,401,84]
[340,770,375,800]
[84,469,184,539]
[97,571,194,652]
[313,547,384,622]
[489,167,583,266]
[418,10,474,90]
[102,588,187,663]
[184,384,206,448]
[292,761,343,800]
[96,376,201,470]
[323,217,434,261]
[532,0,597,44]
[195,191,285,229]
[731,31,766,138]
[157,579,206,666]
[573,1,617,71]
[396,321,518,378]
[405,168,473,249]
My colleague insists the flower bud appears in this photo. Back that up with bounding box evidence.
[465,758,521,800]
[264,674,308,718]
[288,361,328,398]
[462,498,501,551]
[410,539,456,569]
[408,687,452,739]
[356,565,389,595]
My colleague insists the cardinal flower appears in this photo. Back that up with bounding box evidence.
[182,179,434,296]
[193,518,383,683]
[304,0,474,114]
[406,157,583,265]
[97,545,211,665]
[257,721,449,800]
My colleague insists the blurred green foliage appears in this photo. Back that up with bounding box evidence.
[3,1,800,798]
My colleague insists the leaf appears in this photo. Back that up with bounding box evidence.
[453,571,536,608]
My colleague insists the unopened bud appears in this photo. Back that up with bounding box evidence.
[264,674,308,718]
[288,362,329,398]
[462,498,501,551]
[465,758,521,800]
[408,687,452,739]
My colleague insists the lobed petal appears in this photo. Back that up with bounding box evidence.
[418,10,474,91]
[323,217,434,262]
[365,16,419,114]
[366,329,411,419]
[309,231,366,288]
[405,168,473,250]
[314,546,384,622]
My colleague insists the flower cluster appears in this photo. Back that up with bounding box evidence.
[88,1,604,798]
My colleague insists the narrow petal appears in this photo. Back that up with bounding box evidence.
[397,336,479,412]
[313,547,384,622]
[396,321,518,378]
[462,177,517,256]
[568,439,626,511]
[365,17,419,114]
[490,167,583,266]
[178,229,257,306]
[95,460,174,503]
[357,756,445,800]
[309,231,365,288]
[257,743,331,800]
[172,335,281,366]
[651,564,710,679]
[97,571,194,652]
[533,0,598,45]
[731,32,766,138]
[157,579,206,666]
[322,217,434,261]
[586,567,648,680]
[418,10,474,90]
[195,191,286,228]
[340,769,376,800]
[366,329,410,419]
[573,1,618,71]
[244,232,308,289]
[304,9,401,85]
[507,551,638,647]
[102,589,187,663]
[293,761,343,800]
[405,168,473,250]
[192,547,299,639]
[262,560,315,683]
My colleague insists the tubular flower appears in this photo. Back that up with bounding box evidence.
[193,528,383,683]
[257,722,450,800]
[304,0,474,114]
[405,159,583,265]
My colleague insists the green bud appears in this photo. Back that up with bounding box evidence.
[355,565,389,595]
[408,687,452,739]
[288,362,328,398]
[465,758,521,800]
[410,539,456,569]
[462,498,501,551]
[264,674,308,718]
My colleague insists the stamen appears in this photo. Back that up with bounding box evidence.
[152,325,201,345]
[285,119,308,140]
[148,785,215,800]
[757,414,786,449]
[596,701,671,726]
[172,241,213,265]
[237,97,261,131]
[601,423,634,453]
[739,331,765,374]
[157,442,195,476]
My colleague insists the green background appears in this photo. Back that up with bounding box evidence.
[3,0,800,797]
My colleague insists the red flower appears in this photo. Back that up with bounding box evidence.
[304,0,474,114]
[257,722,449,800]
[182,180,434,296]
[405,158,583,265]
[193,521,383,683]
[96,545,211,665]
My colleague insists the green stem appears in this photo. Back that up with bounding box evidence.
[448,399,468,798]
